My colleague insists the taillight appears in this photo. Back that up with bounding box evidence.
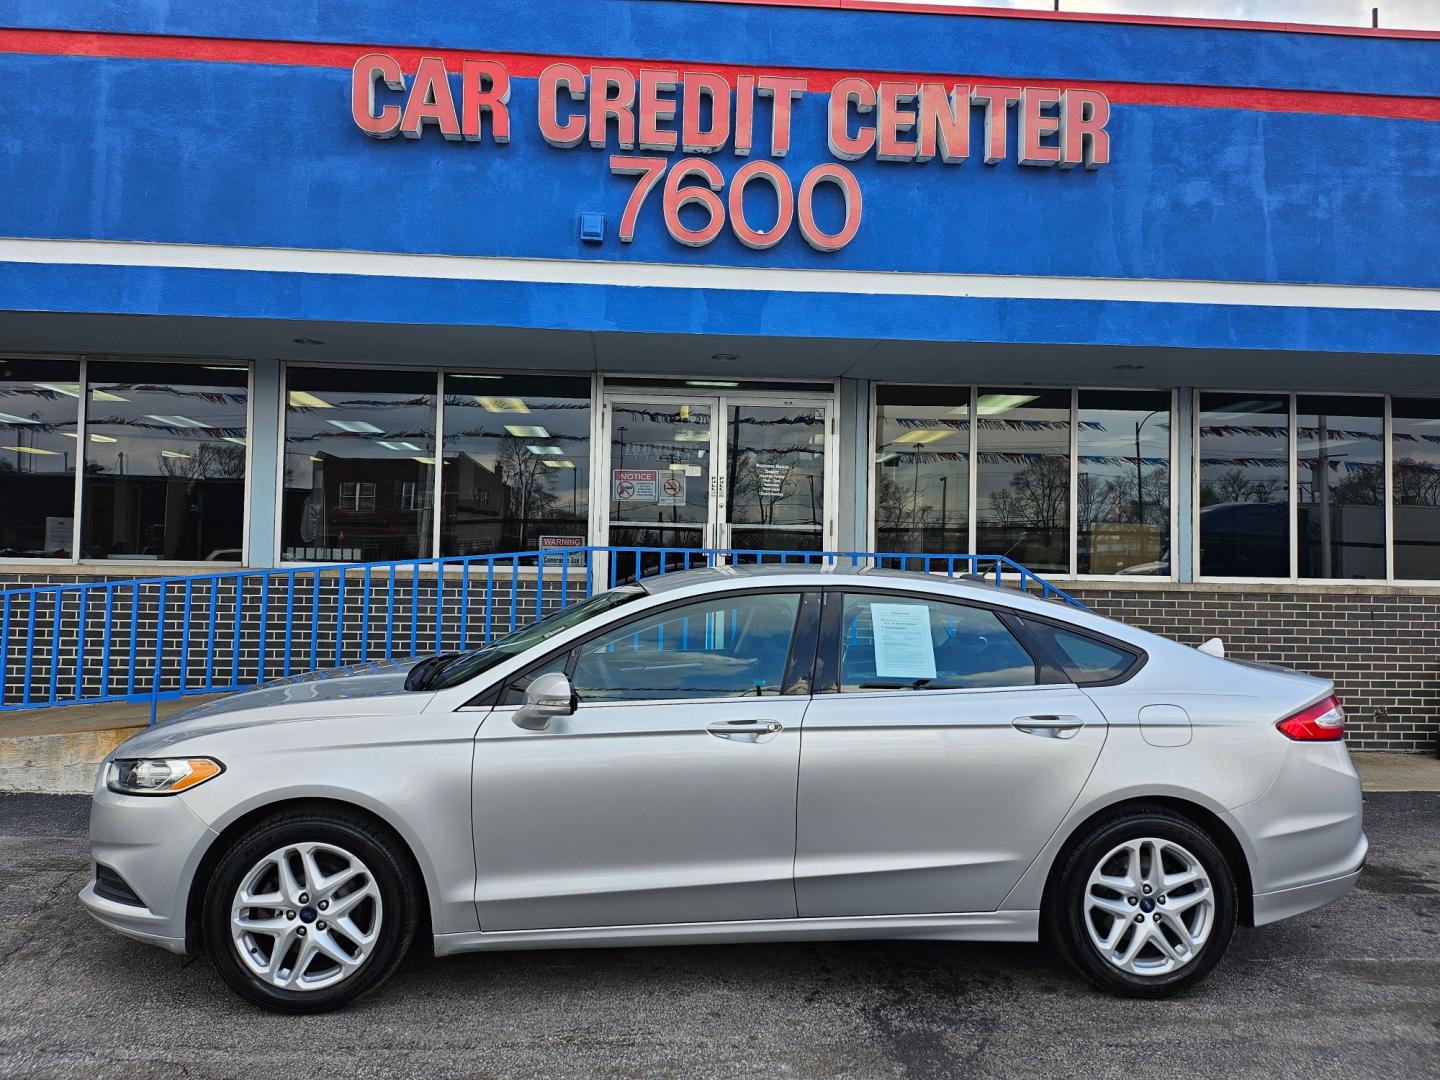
[1277,695,1345,741]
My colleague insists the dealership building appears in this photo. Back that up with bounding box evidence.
[0,0,1437,749]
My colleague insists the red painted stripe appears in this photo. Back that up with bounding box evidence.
[679,0,1440,41]
[5,28,1438,121]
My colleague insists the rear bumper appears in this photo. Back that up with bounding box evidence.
[1252,849,1366,926]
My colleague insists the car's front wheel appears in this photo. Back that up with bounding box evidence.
[201,808,420,1012]
[1046,808,1237,997]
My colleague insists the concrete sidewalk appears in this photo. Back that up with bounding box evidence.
[2,697,1437,793]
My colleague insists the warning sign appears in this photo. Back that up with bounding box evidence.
[659,472,686,506]
[613,469,658,502]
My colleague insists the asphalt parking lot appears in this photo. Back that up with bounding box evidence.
[0,793,1436,1080]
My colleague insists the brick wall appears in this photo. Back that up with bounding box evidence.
[1071,584,1439,753]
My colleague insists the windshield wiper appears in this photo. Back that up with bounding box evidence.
[405,652,464,691]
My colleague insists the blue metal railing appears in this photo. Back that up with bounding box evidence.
[0,546,1082,720]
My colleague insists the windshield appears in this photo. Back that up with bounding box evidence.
[424,585,646,690]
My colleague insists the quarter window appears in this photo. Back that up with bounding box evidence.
[837,593,1037,692]
[1014,618,1138,685]
[570,592,802,702]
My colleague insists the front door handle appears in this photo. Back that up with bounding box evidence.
[1012,714,1084,739]
[707,719,783,741]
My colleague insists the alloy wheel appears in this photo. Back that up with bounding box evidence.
[1082,836,1215,977]
[230,842,384,992]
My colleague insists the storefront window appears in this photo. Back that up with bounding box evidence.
[975,388,1071,574]
[81,361,248,562]
[439,374,591,555]
[873,386,969,555]
[0,357,80,559]
[1077,390,1170,575]
[282,368,436,562]
[1296,395,1384,579]
[1392,397,1440,579]
[1198,393,1289,577]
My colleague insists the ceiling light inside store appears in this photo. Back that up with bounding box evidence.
[146,414,207,428]
[543,459,576,468]
[61,432,118,443]
[478,397,529,413]
[326,419,384,434]
[412,456,437,465]
[673,430,711,442]
[975,394,1038,416]
[0,411,38,425]
[894,429,951,445]
[160,450,192,459]
[376,440,422,452]
[3,445,59,455]
[223,437,247,446]
[505,425,549,438]
[527,445,564,455]
[288,391,333,409]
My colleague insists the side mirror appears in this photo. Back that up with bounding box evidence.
[512,672,576,731]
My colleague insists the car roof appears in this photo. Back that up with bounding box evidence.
[637,561,1023,600]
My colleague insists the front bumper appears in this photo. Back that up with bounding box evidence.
[78,771,218,955]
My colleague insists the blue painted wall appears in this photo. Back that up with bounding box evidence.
[0,1,1435,353]
[2,53,1435,288]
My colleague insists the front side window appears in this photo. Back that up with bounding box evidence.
[571,592,802,702]
[975,388,1071,574]
[873,385,969,556]
[440,374,591,556]
[0,357,80,559]
[282,368,436,562]
[1198,393,1289,578]
[81,360,248,562]
[838,593,1037,692]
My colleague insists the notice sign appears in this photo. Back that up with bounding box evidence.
[754,463,788,497]
[870,603,937,681]
[659,472,686,506]
[613,469,658,502]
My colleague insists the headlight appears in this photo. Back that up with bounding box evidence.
[107,757,224,796]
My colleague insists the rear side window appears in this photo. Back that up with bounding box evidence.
[1017,618,1139,685]
[838,593,1037,692]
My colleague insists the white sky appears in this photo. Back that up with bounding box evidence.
[899,0,1440,30]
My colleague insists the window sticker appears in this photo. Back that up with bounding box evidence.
[870,603,937,680]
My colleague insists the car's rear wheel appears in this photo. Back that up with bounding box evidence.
[202,808,420,1013]
[1046,808,1236,997]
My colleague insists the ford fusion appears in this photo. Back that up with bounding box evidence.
[82,565,1365,1012]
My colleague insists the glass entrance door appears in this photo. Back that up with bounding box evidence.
[602,391,833,562]
[605,397,718,553]
[723,400,828,552]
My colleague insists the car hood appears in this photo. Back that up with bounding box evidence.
[163,658,425,725]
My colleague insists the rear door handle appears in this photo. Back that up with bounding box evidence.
[707,719,783,741]
[1012,714,1084,739]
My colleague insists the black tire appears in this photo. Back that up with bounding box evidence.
[202,808,421,1013]
[1044,807,1237,998]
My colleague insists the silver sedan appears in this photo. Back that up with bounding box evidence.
[80,566,1366,1012]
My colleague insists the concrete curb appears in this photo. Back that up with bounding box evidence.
[0,726,142,794]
